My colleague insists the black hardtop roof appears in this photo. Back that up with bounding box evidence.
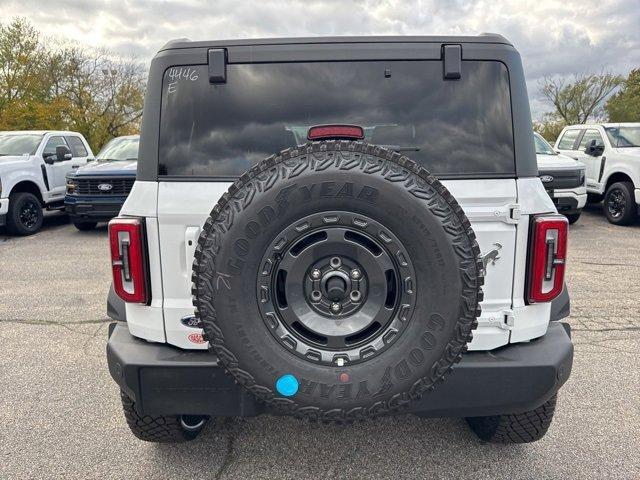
[159,34,512,52]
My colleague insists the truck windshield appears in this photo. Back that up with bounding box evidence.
[534,133,557,155]
[0,133,43,156]
[605,126,640,148]
[96,136,139,161]
[159,60,515,178]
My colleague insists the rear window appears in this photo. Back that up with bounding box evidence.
[159,61,515,178]
[65,136,88,157]
[557,130,580,150]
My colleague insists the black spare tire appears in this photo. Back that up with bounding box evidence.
[192,141,483,421]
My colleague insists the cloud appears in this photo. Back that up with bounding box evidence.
[3,0,639,119]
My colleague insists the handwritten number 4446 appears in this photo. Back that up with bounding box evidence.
[167,67,199,94]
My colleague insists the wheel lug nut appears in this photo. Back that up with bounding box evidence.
[330,257,341,269]
[350,269,361,279]
[311,269,321,279]
[331,302,341,313]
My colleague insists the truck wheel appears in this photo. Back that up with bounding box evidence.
[7,192,44,236]
[73,220,97,231]
[192,141,483,421]
[466,394,557,443]
[603,181,636,225]
[565,212,581,224]
[120,391,207,443]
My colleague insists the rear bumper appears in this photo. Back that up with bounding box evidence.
[65,196,126,222]
[549,191,586,214]
[107,321,574,418]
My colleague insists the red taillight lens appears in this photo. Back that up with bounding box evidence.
[307,124,365,141]
[527,215,568,303]
[108,217,148,304]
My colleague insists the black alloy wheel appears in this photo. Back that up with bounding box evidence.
[257,212,415,366]
[603,181,636,225]
[19,199,40,229]
[7,192,44,236]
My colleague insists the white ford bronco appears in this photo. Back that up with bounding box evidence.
[555,123,640,225]
[534,133,586,224]
[0,130,94,235]
[106,35,574,444]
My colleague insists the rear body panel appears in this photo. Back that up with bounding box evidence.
[120,176,556,351]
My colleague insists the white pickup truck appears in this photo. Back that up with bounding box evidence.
[535,133,586,224]
[555,123,640,225]
[0,130,94,235]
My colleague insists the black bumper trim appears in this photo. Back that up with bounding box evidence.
[107,284,127,322]
[0,213,6,227]
[66,201,124,221]
[550,283,570,321]
[107,322,573,418]
[550,195,580,214]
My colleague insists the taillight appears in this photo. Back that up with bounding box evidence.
[307,124,365,141]
[108,217,148,304]
[527,215,568,303]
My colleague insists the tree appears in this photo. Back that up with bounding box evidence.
[0,18,145,151]
[533,114,565,143]
[605,69,640,122]
[540,72,623,125]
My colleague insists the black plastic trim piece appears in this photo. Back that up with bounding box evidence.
[598,157,607,182]
[208,48,227,83]
[442,44,462,79]
[107,321,573,418]
[550,283,570,321]
[40,165,50,191]
[107,283,127,322]
[158,34,513,53]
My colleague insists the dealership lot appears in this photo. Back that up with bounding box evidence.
[1,206,639,480]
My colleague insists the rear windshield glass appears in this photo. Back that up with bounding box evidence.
[159,61,515,178]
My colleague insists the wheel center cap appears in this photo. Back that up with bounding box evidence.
[325,274,348,301]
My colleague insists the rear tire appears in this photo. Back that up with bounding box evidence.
[466,394,557,443]
[603,181,636,225]
[72,220,97,231]
[565,212,581,224]
[7,192,43,236]
[120,391,207,443]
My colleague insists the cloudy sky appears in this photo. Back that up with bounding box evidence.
[3,0,639,119]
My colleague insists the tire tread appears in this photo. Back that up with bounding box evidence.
[192,141,484,421]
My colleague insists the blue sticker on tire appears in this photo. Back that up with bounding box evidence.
[275,374,299,397]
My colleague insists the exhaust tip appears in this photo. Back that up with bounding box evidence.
[180,415,207,431]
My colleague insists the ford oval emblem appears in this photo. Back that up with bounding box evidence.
[181,315,202,328]
[98,183,113,191]
[540,175,554,183]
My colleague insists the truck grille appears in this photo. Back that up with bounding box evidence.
[74,177,135,196]
[538,169,584,190]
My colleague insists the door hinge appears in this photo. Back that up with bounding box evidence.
[481,310,514,330]
[507,203,521,224]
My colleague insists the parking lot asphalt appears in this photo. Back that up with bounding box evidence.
[1,206,639,480]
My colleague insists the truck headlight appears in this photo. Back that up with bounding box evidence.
[579,169,586,186]
[66,177,78,194]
